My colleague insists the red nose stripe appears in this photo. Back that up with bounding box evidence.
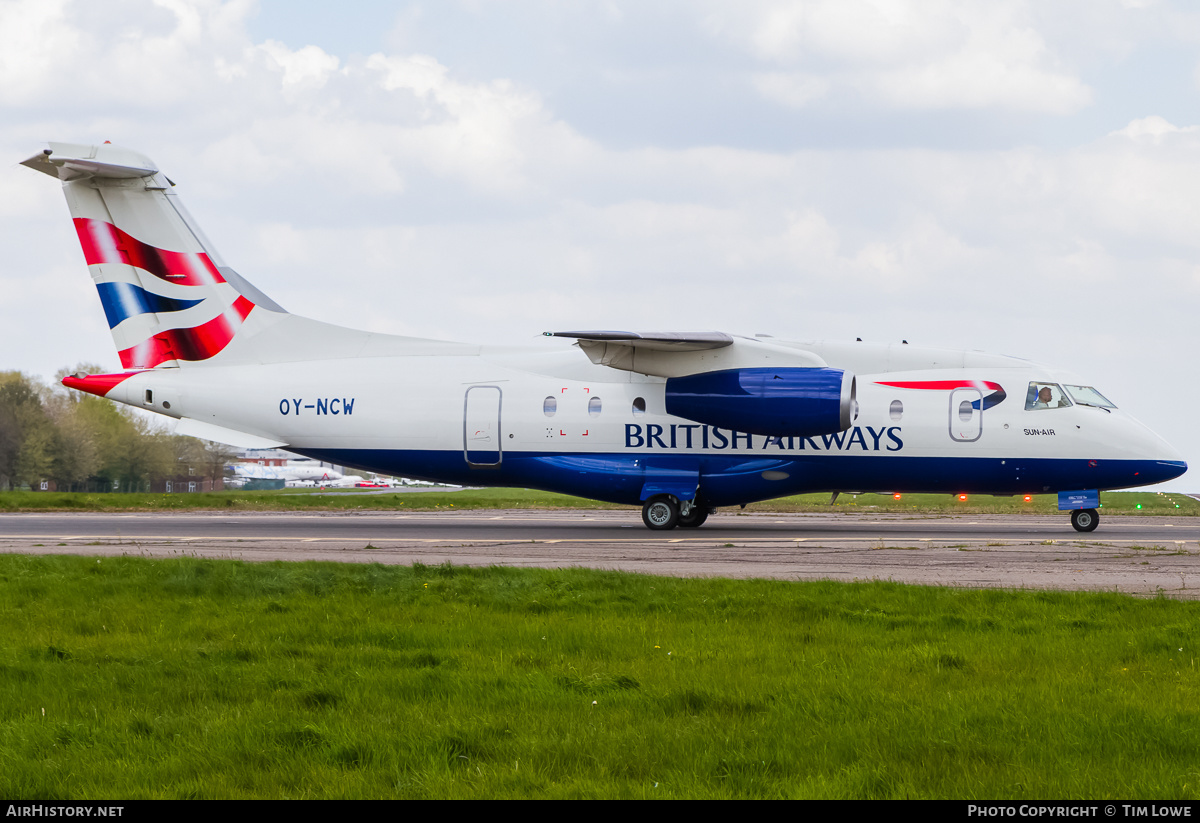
[875,380,1003,391]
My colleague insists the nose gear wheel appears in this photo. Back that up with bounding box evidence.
[1071,508,1099,532]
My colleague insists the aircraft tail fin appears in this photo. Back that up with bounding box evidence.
[23,142,287,370]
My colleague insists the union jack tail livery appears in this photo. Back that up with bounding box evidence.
[23,142,285,369]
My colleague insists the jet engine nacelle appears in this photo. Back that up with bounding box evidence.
[664,367,856,436]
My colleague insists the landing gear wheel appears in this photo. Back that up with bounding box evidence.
[677,507,710,528]
[642,496,680,530]
[1071,508,1099,533]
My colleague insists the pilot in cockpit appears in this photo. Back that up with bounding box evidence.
[1026,382,1071,410]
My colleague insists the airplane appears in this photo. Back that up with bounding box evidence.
[22,142,1188,532]
[229,462,347,485]
[308,474,367,489]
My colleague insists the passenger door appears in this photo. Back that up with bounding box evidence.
[948,387,983,442]
[463,386,503,467]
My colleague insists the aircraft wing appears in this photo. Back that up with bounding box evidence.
[544,330,734,352]
[544,330,826,377]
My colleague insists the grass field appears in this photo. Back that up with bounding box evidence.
[1,487,1196,515]
[3,554,1200,799]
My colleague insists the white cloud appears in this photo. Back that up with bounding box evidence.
[363,52,552,192]
[0,0,573,199]
[735,0,962,66]
[257,40,340,90]
[1068,121,1200,248]
[0,0,260,108]
[705,0,1092,113]
[751,72,830,108]
[867,26,1092,113]
[0,0,80,105]
[1111,115,1198,141]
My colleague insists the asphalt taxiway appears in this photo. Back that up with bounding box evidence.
[2,509,1199,597]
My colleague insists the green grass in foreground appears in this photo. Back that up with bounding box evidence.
[756,489,1200,516]
[3,555,1200,799]
[0,487,621,512]
[1,487,1196,515]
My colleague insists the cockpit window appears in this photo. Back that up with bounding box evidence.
[1063,385,1117,409]
[1025,382,1072,411]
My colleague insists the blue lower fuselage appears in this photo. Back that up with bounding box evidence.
[293,448,1188,507]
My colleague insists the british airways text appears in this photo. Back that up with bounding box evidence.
[625,424,903,452]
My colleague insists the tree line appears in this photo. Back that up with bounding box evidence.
[0,367,236,492]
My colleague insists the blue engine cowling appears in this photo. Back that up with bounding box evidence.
[664,367,855,436]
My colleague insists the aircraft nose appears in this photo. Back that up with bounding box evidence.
[1118,414,1188,484]
[1148,460,1188,485]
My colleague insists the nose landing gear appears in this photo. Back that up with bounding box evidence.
[1071,508,1099,532]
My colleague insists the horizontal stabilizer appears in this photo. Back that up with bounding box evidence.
[21,143,158,181]
[171,417,288,450]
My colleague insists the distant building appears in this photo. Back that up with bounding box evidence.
[153,476,224,493]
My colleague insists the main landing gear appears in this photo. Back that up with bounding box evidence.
[1070,508,1099,533]
[641,495,710,530]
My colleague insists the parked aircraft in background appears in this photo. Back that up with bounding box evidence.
[317,475,367,488]
[24,142,1187,531]
[230,462,346,485]
[226,465,362,489]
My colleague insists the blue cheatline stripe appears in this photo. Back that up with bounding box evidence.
[95,282,204,328]
[283,448,1188,509]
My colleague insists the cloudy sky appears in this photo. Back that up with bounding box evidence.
[1,0,1197,488]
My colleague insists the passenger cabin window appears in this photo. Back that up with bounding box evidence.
[1025,382,1072,411]
[1063,385,1117,409]
[889,400,903,421]
[632,397,646,417]
[588,396,602,417]
[543,396,557,417]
